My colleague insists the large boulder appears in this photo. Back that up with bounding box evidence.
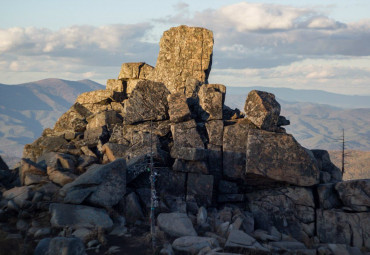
[245,129,320,186]
[60,159,126,207]
[23,136,68,162]
[149,25,213,94]
[34,237,85,255]
[19,158,47,185]
[49,203,113,230]
[157,212,197,237]
[53,103,91,133]
[335,179,370,211]
[244,90,281,131]
[122,80,170,124]
[316,209,370,249]
[3,186,33,208]
[311,149,342,182]
[246,186,316,243]
[225,230,268,253]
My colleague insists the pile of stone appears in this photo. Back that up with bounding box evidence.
[0,25,369,255]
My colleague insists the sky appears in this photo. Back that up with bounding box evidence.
[0,0,369,95]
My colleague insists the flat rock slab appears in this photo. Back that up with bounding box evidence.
[49,203,113,230]
[149,25,213,93]
[172,236,219,255]
[122,80,170,124]
[61,158,126,207]
[246,129,320,186]
[225,230,268,253]
[157,212,197,237]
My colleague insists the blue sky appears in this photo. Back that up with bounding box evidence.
[1,0,369,95]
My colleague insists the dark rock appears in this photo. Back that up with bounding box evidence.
[49,203,113,229]
[167,92,191,123]
[171,120,204,148]
[245,129,320,186]
[3,186,33,208]
[124,192,144,224]
[34,237,86,255]
[61,159,126,207]
[218,180,239,194]
[218,194,245,203]
[244,90,281,131]
[277,116,290,127]
[223,119,255,180]
[311,149,342,182]
[172,236,219,255]
[157,212,197,237]
[123,80,170,124]
[225,229,268,253]
[316,209,370,249]
[170,146,208,161]
[187,173,214,206]
[246,186,315,243]
[335,179,370,211]
[173,159,209,174]
[317,183,342,209]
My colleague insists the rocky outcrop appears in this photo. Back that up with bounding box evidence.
[122,80,170,124]
[149,25,213,94]
[244,90,281,131]
[60,159,126,207]
[245,129,320,186]
[2,25,366,254]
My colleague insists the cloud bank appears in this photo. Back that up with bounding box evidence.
[0,2,369,94]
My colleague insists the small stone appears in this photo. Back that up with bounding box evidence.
[157,212,197,237]
[172,236,219,255]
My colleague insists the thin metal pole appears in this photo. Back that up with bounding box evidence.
[341,129,345,175]
[149,120,156,251]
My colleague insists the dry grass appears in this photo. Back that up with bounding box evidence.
[329,150,370,180]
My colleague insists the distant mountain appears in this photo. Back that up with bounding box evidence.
[0,79,104,166]
[225,87,370,151]
[226,86,370,109]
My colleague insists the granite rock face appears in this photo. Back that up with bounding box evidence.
[122,80,170,124]
[11,25,368,254]
[60,159,126,207]
[149,25,213,94]
[244,90,281,131]
[245,129,320,186]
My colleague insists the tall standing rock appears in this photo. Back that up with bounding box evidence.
[149,25,214,94]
